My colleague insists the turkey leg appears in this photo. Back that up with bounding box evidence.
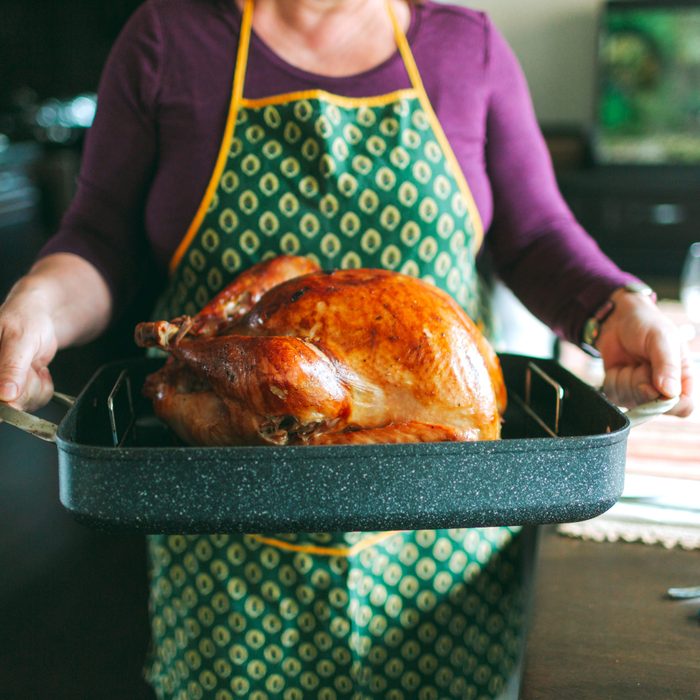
[141,333,351,445]
[134,255,321,347]
[192,255,321,336]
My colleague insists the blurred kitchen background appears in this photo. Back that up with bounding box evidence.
[0,2,157,699]
[1,1,699,698]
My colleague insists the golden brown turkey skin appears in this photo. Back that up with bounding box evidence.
[192,255,320,337]
[136,256,506,446]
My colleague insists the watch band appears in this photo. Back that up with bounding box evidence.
[581,282,656,357]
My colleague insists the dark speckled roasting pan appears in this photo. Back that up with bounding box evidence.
[44,354,631,534]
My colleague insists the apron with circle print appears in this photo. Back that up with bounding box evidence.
[146,2,526,698]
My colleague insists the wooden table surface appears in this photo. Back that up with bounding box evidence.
[520,527,700,700]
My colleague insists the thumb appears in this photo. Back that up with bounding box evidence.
[646,327,682,399]
[0,377,19,402]
[0,332,36,402]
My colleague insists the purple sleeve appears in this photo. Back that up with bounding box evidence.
[482,20,638,343]
[37,2,163,317]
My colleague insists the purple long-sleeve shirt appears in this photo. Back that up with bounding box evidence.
[40,0,635,343]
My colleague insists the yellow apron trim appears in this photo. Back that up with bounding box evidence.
[387,1,485,252]
[249,531,402,557]
[169,0,254,273]
[240,87,418,110]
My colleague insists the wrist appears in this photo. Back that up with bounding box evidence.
[7,276,59,315]
[7,272,87,350]
[27,253,112,346]
[581,282,656,357]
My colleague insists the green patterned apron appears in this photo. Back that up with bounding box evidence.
[146,1,528,697]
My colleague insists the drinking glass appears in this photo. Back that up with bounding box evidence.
[680,242,700,340]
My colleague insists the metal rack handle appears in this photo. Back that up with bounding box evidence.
[0,392,77,443]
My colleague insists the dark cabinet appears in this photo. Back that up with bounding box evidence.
[558,167,700,286]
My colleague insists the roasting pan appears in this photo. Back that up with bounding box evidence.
[0,354,673,534]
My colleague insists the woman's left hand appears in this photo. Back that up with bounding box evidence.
[595,288,694,417]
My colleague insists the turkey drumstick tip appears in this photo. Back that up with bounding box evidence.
[134,316,194,350]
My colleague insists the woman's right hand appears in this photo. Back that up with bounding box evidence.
[0,253,113,412]
[0,286,59,411]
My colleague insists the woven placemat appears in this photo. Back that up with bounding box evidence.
[558,514,700,551]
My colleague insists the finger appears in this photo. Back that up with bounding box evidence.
[19,366,55,413]
[667,345,695,418]
[646,327,682,399]
[602,364,660,408]
[671,395,695,418]
[0,326,38,402]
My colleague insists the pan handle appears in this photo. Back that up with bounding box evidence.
[623,397,679,429]
[0,392,76,443]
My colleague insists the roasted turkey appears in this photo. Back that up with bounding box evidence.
[135,256,506,446]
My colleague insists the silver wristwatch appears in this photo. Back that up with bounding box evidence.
[581,282,656,357]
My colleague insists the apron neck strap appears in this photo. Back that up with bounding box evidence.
[234,0,426,100]
[233,0,255,109]
[386,0,425,94]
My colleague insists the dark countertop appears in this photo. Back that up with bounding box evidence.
[521,527,700,700]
